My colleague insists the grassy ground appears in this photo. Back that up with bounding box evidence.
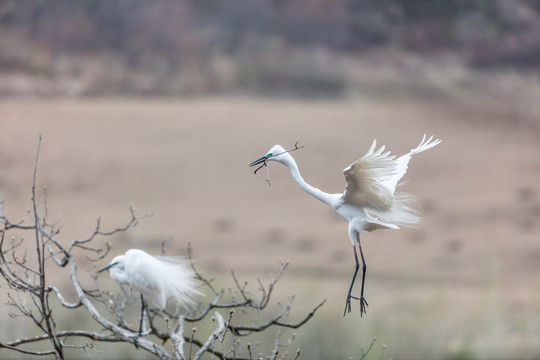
[1,95,539,359]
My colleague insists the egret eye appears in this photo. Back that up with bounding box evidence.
[267,153,272,157]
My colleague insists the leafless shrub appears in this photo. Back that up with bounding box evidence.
[0,137,325,359]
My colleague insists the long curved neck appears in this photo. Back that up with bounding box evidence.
[280,155,334,207]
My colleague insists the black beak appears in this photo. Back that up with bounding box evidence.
[249,156,267,167]
[96,263,115,273]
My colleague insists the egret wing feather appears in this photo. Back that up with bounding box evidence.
[341,135,441,229]
[342,139,398,210]
[126,252,166,309]
[153,255,203,309]
[381,135,441,196]
[342,135,441,211]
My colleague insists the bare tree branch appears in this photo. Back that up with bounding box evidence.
[0,138,328,360]
[193,312,226,360]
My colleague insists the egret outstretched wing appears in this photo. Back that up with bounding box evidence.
[342,135,441,211]
[342,139,397,210]
[385,134,441,194]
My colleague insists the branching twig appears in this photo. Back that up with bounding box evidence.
[193,312,226,360]
[359,337,377,360]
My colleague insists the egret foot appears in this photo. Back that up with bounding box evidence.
[358,295,368,316]
[343,295,368,316]
[132,334,141,349]
[343,295,352,316]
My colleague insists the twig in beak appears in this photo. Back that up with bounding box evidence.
[253,162,267,175]
[265,163,271,186]
[253,160,272,186]
[292,142,305,151]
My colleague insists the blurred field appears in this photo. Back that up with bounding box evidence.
[1,95,539,359]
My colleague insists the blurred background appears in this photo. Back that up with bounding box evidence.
[1,0,540,359]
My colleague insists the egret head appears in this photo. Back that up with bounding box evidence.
[97,255,128,284]
[249,144,289,168]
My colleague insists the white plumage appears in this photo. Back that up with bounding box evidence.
[342,134,441,231]
[99,249,202,310]
[250,135,441,316]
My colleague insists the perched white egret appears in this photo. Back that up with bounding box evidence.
[249,135,441,316]
[97,249,203,340]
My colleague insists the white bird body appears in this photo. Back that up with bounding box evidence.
[100,249,202,310]
[250,135,441,315]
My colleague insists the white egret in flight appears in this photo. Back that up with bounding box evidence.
[97,249,203,341]
[249,135,441,316]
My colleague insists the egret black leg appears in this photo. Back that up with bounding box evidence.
[343,244,368,316]
[357,245,369,316]
[133,294,146,348]
[138,294,146,336]
[343,245,360,316]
